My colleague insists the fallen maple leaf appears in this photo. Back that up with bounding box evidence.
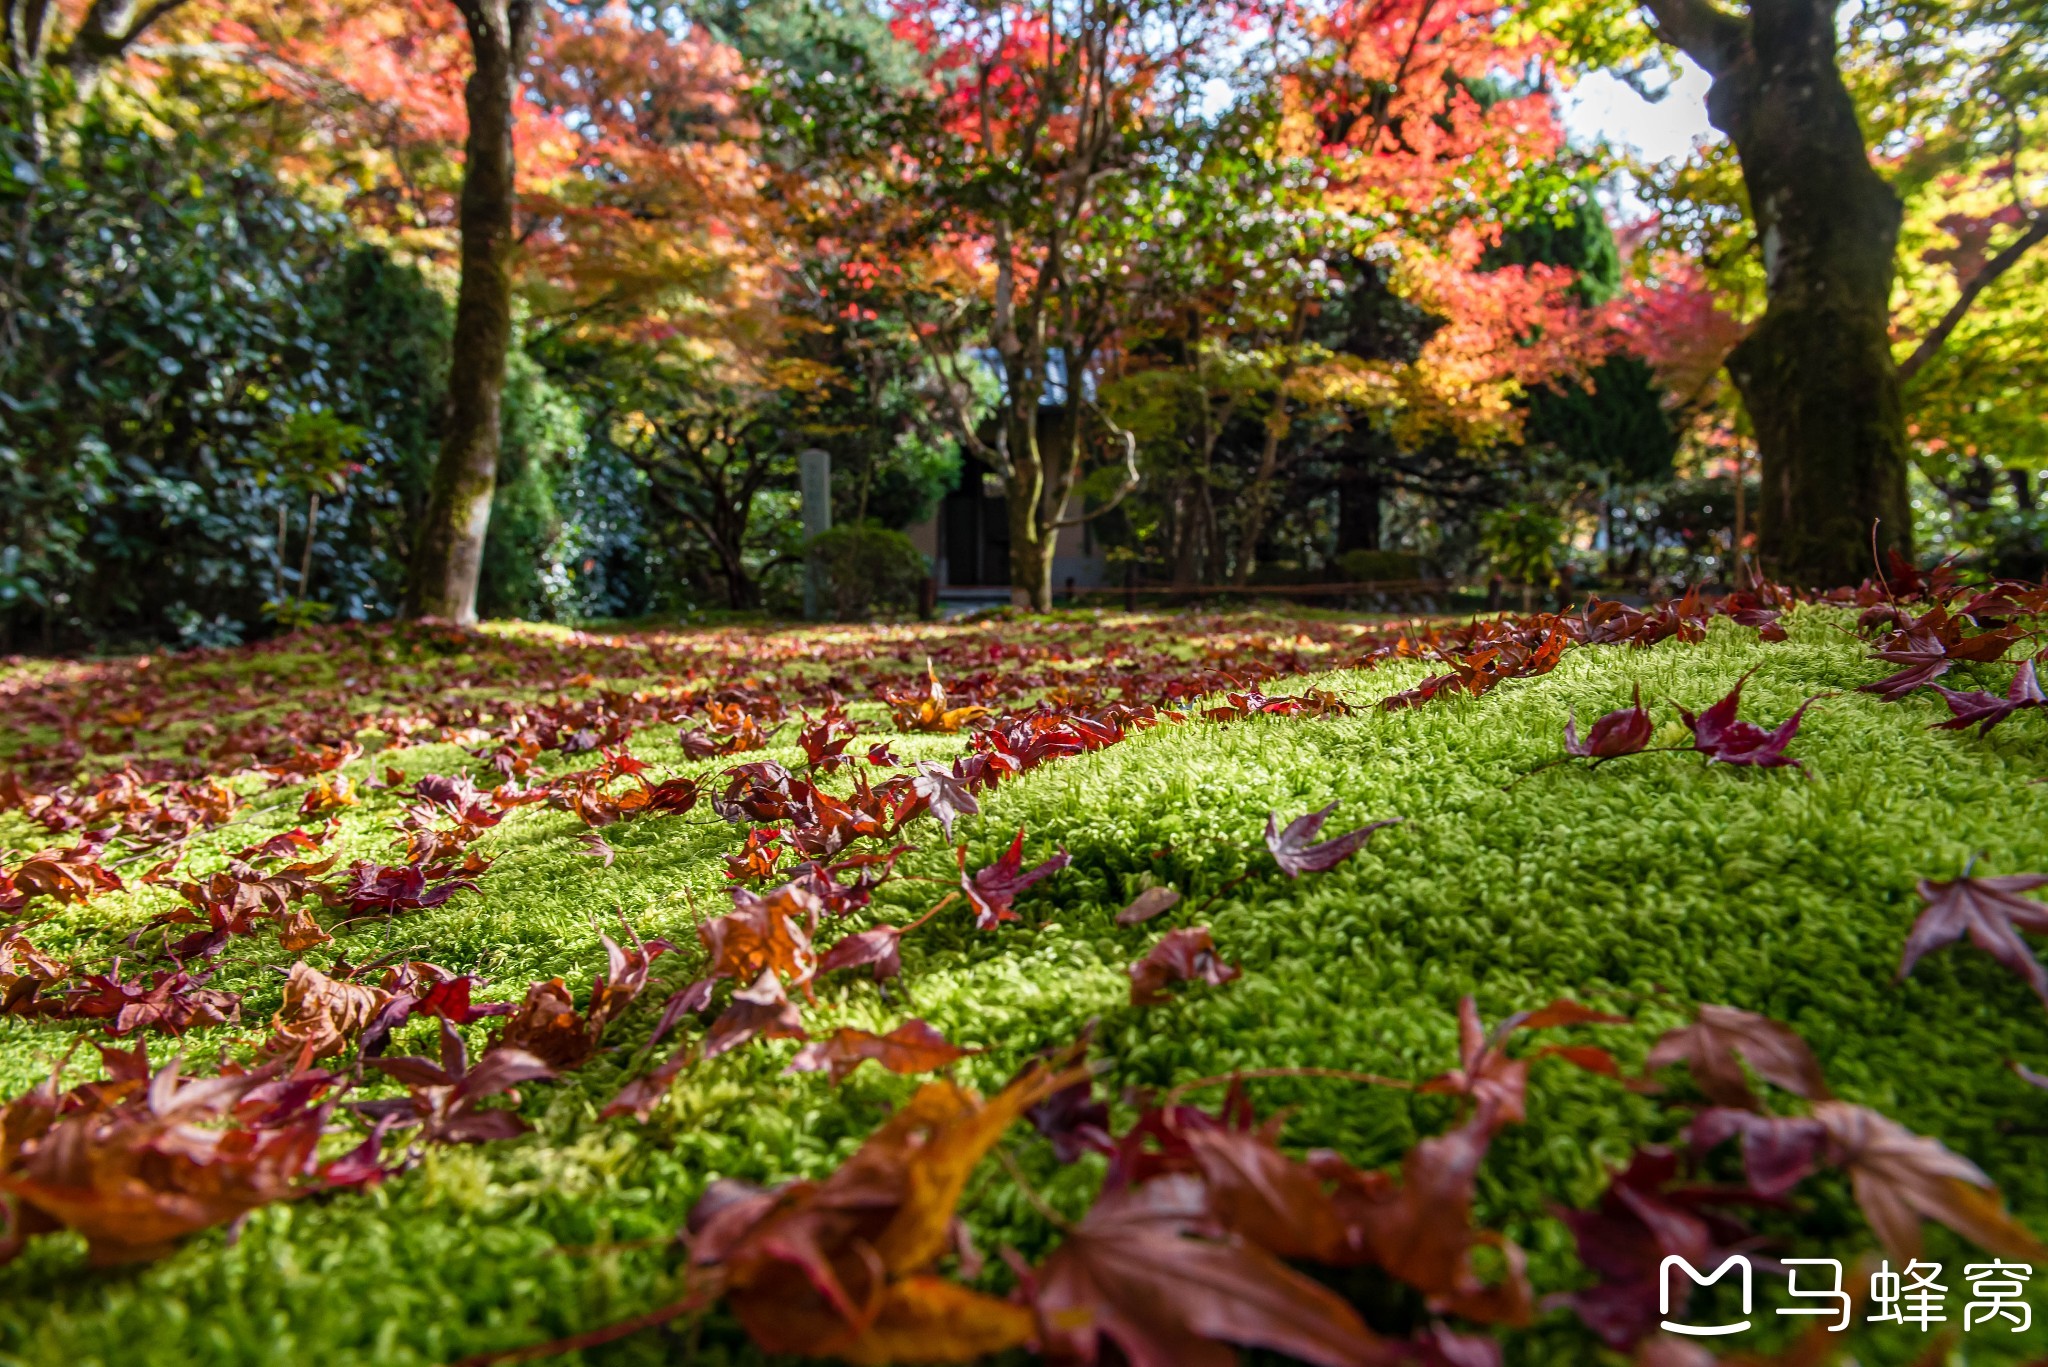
[1897,869,2048,1006]
[1032,1172,1399,1367]
[277,909,332,953]
[816,923,907,982]
[1116,886,1182,926]
[1130,927,1241,1006]
[1029,1071,1114,1163]
[687,1062,1073,1362]
[1930,659,2047,736]
[1811,1099,2047,1261]
[9,838,124,906]
[578,831,616,867]
[702,969,807,1060]
[363,1019,556,1145]
[1677,672,1822,771]
[1302,1117,1535,1323]
[700,884,820,990]
[882,662,991,733]
[787,1020,976,1083]
[1420,996,1626,1131]
[1265,803,1400,877]
[959,829,1069,929]
[232,822,337,863]
[1689,1107,1827,1197]
[299,772,358,816]
[490,978,597,1071]
[44,962,241,1036]
[263,962,391,1062]
[911,760,980,839]
[1644,1004,1830,1108]
[1557,1147,1768,1349]
[326,860,479,920]
[1564,686,1654,759]
[0,1053,325,1265]
[601,1043,693,1122]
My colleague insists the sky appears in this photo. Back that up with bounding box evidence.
[1556,55,1716,165]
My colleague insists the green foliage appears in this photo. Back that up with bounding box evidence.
[479,350,584,620]
[1478,502,1563,583]
[1487,177,1622,305]
[1523,354,1680,483]
[807,523,929,619]
[0,90,450,646]
[255,412,369,495]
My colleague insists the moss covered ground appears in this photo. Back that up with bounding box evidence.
[2,608,2046,1366]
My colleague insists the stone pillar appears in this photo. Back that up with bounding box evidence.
[799,448,831,620]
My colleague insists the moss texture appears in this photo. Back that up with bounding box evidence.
[2,609,2046,1366]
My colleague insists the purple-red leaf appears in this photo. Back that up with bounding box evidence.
[912,760,979,839]
[701,969,806,1060]
[1930,658,2047,736]
[1689,1107,1827,1196]
[1129,927,1241,1006]
[959,829,1070,930]
[602,1043,692,1122]
[1898,870,2048,1005]
[1643,1004,1830,1108]
[1677,672,1821,771]
[1264,804,1400,877]
[1032,1176,1399,1367]
[1116,886,1182,926]
[816,924,905,982]
[1563,686,1653,759]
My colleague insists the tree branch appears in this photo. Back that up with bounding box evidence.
[1638,0,1749,77]
[1050,397,1142,528]
[1897,214,2048,385]
[58,0,193,91]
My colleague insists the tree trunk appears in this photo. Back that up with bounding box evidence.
[1008,507,1055,611]
[1653,0,1909,587]
[1231,418,1285,587]
[1006,454,1054,611]
[405,0,532,624]
[1338,466,1382,554]
[1168,481,1197,589]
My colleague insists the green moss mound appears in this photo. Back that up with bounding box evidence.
[3,609,2046,1366]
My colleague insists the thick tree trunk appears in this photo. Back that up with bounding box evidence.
[1654,0,1909,587]
[405,0,532,623]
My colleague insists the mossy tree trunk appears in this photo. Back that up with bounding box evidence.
[1002,402,1056,612]
[405,0,533,624]
[1646,0,1910,587]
